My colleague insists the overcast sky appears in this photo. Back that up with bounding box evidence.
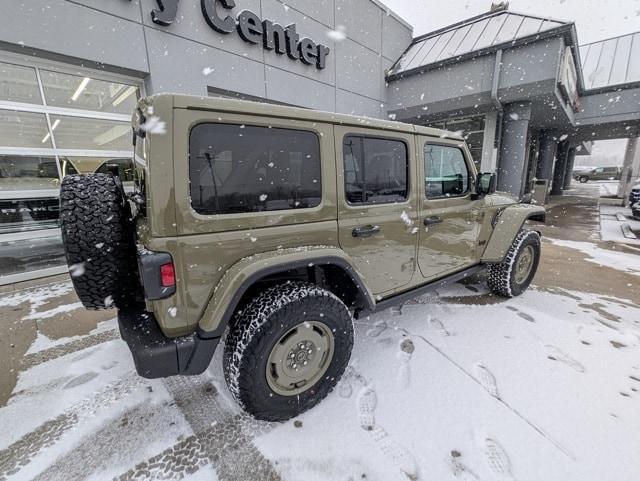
[381,0,640,45]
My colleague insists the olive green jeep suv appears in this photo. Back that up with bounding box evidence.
[60,94,545,421]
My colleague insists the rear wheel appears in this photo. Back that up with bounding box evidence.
[59,173,140,310]
[487,230,541,297]
[223,282,353,421]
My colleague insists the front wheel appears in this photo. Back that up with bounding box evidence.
[223,282,354,421]
[579,176,589,183]
[487,230,541,297]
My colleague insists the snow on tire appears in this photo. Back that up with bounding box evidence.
[59,173,140,310]
[223,281,354,421]
[487,229,541,297]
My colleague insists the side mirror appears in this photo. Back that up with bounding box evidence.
[476,172,496,196]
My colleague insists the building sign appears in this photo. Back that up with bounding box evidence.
[558,47,580,112]
[150,0,331,69]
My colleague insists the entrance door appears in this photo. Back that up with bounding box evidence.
[335,127,418,295]
[418,139,484,280]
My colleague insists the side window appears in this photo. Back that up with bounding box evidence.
[189,124,321,215]
[424,144,470,198]
[343,135,408,205]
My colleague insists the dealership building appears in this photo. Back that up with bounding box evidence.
[0,0,639,283]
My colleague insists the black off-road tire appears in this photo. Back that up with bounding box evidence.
[487,229,541,298]
[59,173,140,310]
[223,282,354,421]
[579,176,589,183]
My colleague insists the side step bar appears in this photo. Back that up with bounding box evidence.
[360,264,486,317]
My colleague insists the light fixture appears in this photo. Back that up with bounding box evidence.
[112,85,137,107]
[41,119,60,144]
[71,77,91,101]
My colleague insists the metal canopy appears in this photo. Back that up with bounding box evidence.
[389,10,568,77]
[580,32,640,90]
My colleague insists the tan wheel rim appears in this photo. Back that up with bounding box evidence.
[266,321,335,396]
[514,245,535,284]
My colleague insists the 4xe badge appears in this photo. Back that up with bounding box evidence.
[150,0,330,70]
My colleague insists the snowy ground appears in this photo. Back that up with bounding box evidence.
[2,199,640,481]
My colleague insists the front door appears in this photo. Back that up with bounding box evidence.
[335,127,418,295]
[418,138,484,280]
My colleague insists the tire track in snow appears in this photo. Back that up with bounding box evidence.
[0,374,146,479]
[114,376,281,481]
[20,329,119,371]
[30,403,175,481]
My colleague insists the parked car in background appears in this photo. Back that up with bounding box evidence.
[630,184,640,220]
[575,166,622,183]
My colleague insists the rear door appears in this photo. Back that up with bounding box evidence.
[417,138,484,281]
[335,127,418,295]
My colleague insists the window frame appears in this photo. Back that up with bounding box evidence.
[342,133,410,207]
[423,141,474,200]
[187,121,323,216]
[0,51,144,190]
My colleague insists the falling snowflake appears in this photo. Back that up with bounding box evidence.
[327,25,347,41]
[140,116,167,135]
[168,307,177,317]
[69,263,85,278]
[202,67,215,76]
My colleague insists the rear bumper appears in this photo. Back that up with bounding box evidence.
[117,306,220,379]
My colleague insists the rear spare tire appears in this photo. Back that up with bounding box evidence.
[60,173,139,310]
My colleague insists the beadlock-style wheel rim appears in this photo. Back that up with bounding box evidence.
[514,245,535,284]
[266,321,335,396]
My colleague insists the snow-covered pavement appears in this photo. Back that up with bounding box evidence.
[1,199,640,481]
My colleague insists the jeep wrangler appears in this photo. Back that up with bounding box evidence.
[59,94,545,421]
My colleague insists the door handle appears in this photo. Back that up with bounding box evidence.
[352,225,381,238]
[424,216,443,226]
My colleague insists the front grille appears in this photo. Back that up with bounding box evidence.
[630,189,640,204]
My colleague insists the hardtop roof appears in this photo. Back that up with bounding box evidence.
[146,94,460,140]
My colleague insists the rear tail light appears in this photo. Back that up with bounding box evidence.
[160,262,175,287]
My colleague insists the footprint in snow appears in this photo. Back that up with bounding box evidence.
[367,320,388,338]
[338,366,367,399]
[370,426,419,481]
[482,437,515,481]
[428,316,450,336]
[63,372,99,389]
[397,338,415,390]
[474,363,500,399]
[450,450,480,481]
[355,385,419,479]
[545,345,586,373]
[357,386,377,430]
[516,311,536,323]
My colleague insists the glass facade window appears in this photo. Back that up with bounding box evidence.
[0,63,41,104]
[0,59,141,280]
[40,70,140,114]
[48,115,132,151]
[0,110,52,148]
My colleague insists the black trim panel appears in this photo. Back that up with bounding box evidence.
[363,264,485,316]
[198,256,375,339]
[118,307,219,379]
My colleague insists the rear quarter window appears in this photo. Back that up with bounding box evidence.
[189,123,321,215]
